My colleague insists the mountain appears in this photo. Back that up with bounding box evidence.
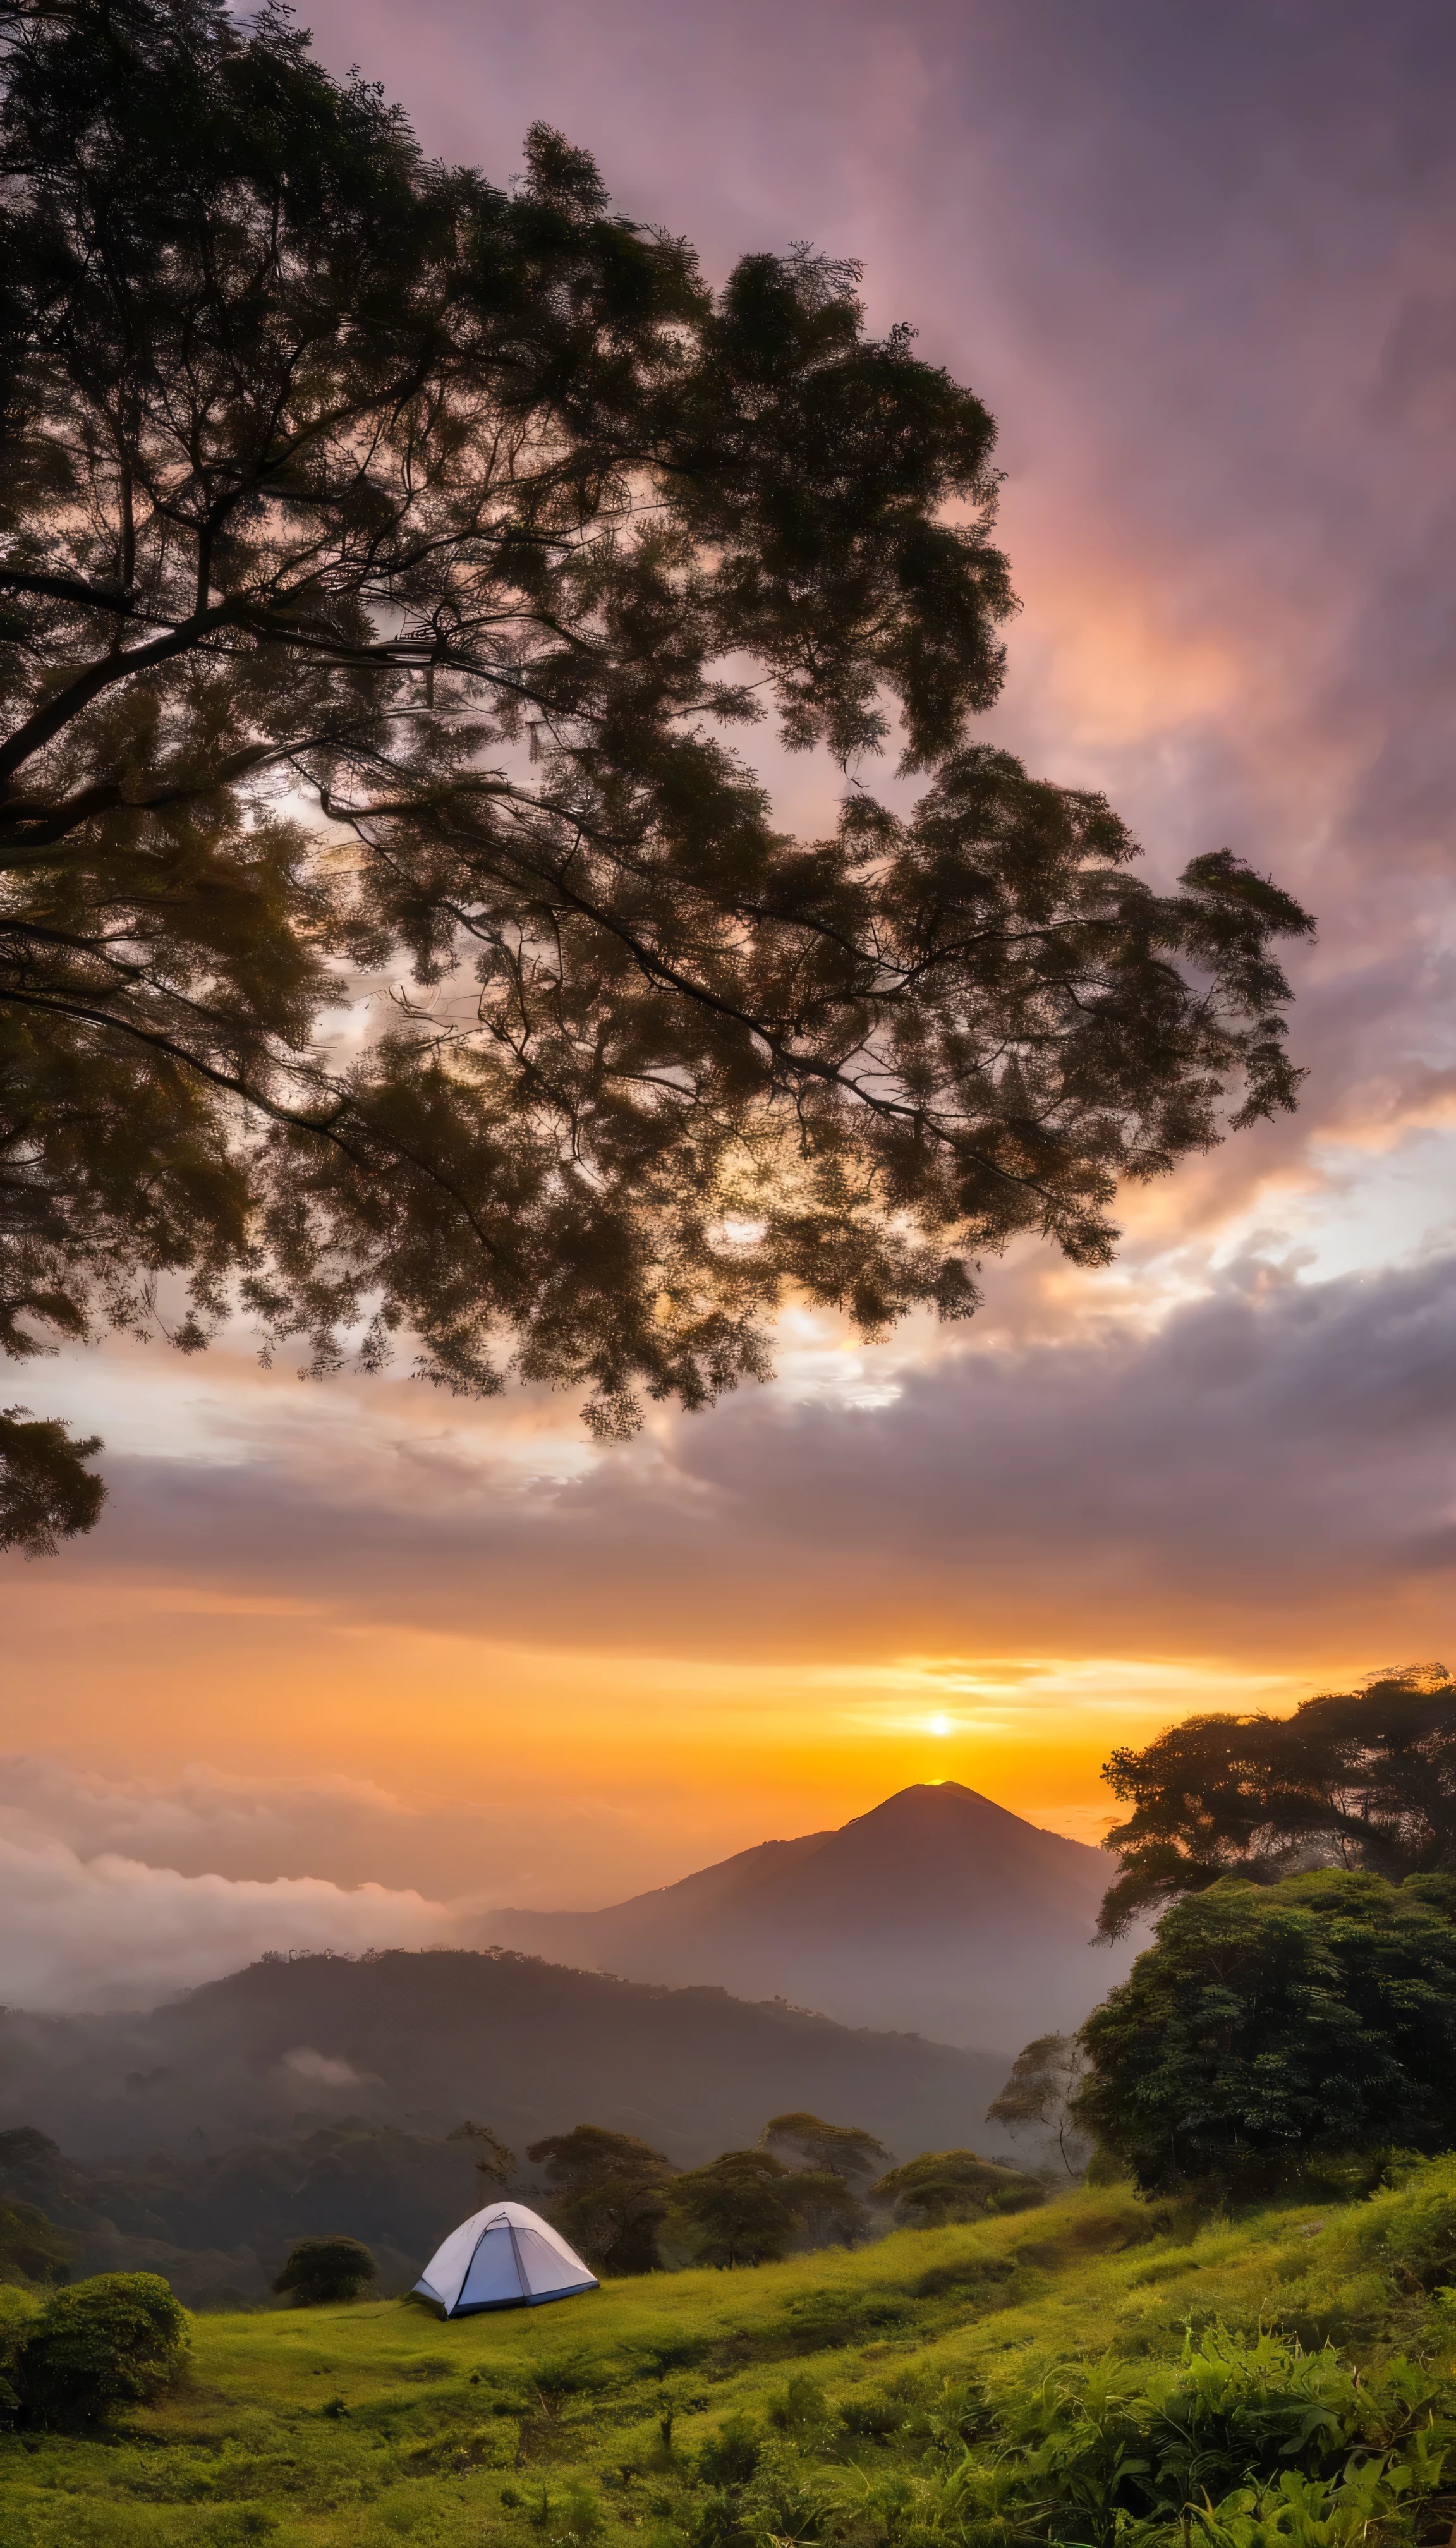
[480,1783,1138,2050]
[0,1944,1017,2170]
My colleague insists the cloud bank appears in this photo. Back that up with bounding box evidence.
[61,1245,1456,1668]
[0,1807,458,2013]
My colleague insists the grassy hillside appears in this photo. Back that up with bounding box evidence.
[8,2159,1456,2546]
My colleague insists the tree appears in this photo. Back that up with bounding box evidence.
[759,2111,889,2181]
[526,2125,675,2275]
[868,2148,1043,2225]
[0,0,1313,1548]
[446,2120,515,2191]
[1074,1869,1456,2197]
[986,2034,1089,2177]
[272,2233,377,2304]
[665,2148,815,2267]
[15,2270,188,2425]
[1096,1666,1456,1941]
[757,2111,887,2244]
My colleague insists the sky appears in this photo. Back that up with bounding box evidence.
[6,0,1456,2006]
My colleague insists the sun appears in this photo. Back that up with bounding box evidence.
[926,1713,954,1738]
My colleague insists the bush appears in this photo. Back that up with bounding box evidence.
[768,2373,830,2433]
[697,2413,761,2485]
[272,2234,377,2305]
[16,2271,189,2426]
[978,2322,1448,2541]
[550,2482,605,2545]
[1352,2157,1456,2295]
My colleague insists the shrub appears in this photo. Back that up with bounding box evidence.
[550,2482,605,2545]
[697,2413,762,2485]
[838,2388,906,2440]
[272,2235,377,2305]
[768,2373,830,2433]
[975,2322,1449,2542]
[17,2271,189,2426]
[1352,2156,1456,2295]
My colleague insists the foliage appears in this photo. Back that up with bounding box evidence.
[447,2120,517,2191]
[13,2270,188,2427]
[784,2174,870,2253]
[11,2163,1456,2542]
[527,2128,677,2276]
[272,2235,377,2305]
[698,2410,763,2485]
[667,2150,822,2267]
[1076,1869,1456,2195]
[1097,1665,1456,1939]
[0,0,1313,1545]
[0,2199,69,2286]
[0,1404,103,1553]
[759,2114,889,2183]
[986,2034,1090,2177]
[0,2111,510,2304]
[622,2326,713,2382]
[870,2148,1045,2224]
[917,2325,1453,2548]
[0,2280,40,2420]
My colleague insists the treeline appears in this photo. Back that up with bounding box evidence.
[513,2118,1042,2276]
[0,2113,1043,2309]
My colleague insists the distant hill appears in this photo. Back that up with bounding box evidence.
[0,1945,1017,2171]
[480,1784,1137,2049]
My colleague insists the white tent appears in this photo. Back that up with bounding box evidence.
[413,2199,599,2317]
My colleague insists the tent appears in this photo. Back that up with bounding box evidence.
[413,2199,599,2317]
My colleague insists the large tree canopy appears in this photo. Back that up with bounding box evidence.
[1077,1869,1456,2197]
[1096,1666,1456,1941]
[0,0,1314,1550]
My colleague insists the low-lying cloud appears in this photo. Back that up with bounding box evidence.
[0,1754,516,1893]
[0,1813,458,2013]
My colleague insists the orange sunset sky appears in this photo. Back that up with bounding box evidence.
[6,0,1456,2006]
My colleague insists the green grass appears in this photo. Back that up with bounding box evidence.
[4,2166,1456,2548]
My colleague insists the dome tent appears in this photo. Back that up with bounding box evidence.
[414,2199,598,2317]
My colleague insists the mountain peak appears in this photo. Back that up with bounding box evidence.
[848,1781,1055,1829]
[482,1780,1135,2053]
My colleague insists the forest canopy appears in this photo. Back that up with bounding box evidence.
[0,0,1313,1548]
